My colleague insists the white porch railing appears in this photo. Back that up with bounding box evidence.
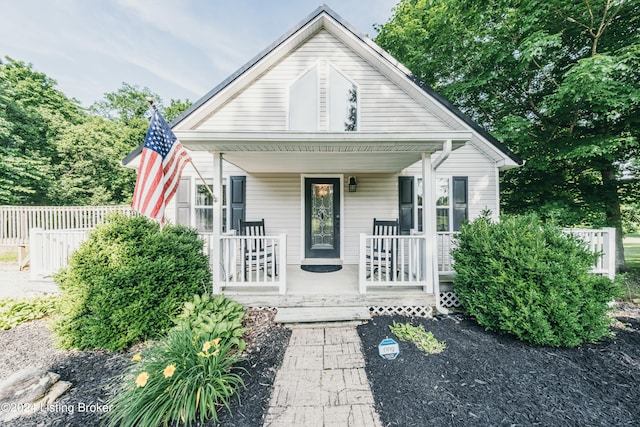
[359,234,430,293]
[437,232,457,275]
[430,228,616,281]
[26,226,615,287]
[1,205,133,246]
[203,233,287,294]
[564,227,616,280]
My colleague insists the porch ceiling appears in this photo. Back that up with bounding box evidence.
[176,131,469,173]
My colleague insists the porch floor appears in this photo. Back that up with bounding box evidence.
[222,265,436,309]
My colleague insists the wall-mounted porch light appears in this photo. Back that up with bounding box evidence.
[348,176,357,192]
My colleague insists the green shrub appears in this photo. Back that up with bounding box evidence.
[104,327,244,427]
[105,293,247,426]
[0,296,58,330]
[53,213,211,351]
[452,214,620,347]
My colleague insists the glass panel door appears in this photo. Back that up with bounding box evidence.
[311,183,334,249]
[305,178,340,259]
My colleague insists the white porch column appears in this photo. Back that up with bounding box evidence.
[211,152,223,294]
[421,152,435,294]
[429,140,452,314]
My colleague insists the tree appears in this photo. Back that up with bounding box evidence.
[376,0,640,270]
[163,98,192,123]
[90,82,159,125]
[0,57,83,204]
[51,116,137,205]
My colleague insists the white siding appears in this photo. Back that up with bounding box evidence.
[245,174,301,265]
[243,173,400,265]
[342,174,398,264]
[196,30,452,133]
[163,145,498,263]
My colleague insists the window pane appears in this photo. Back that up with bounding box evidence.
[311,183,334,249]
[329,67,357,131]
[195,208,213,232]
[436,178,449,206]
[437,208,449,231]
[290,67,318,130]
[196,183,213,206]
[416,178,423,207]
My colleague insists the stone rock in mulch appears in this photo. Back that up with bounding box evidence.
[0,366,71,422]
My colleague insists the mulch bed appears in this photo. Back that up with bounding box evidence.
[3,303,639,426]
[358,307,640,426]
[0,309,290,427]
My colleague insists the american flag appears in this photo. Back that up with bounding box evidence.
[131,110,192,223]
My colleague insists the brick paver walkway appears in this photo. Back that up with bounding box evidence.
[263,325,382,427]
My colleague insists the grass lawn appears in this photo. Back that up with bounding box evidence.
[625,233,640,268]
[623,233,640,301]
[0,247,17,263]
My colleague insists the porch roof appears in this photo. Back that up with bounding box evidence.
[175,130,468,173]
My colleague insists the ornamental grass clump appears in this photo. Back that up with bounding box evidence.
[105,293,247,426]
[104,328,245,426]
[452,213,620,347]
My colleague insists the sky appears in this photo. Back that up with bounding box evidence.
[0,0,399,108]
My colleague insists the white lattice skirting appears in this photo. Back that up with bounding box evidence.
[369,292,462,318]
[369,306,434,317]
[439,291,462,308]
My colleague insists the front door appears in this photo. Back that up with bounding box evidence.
[305,178,340,259]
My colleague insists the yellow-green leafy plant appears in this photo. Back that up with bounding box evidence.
[0,296,58,330]
[389,321,446,354]
[173,293,247,351]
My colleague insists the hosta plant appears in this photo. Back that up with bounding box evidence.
[174,293,247,351]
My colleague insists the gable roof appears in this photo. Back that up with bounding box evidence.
[123,4,522,168]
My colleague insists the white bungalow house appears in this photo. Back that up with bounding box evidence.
[122,5,523,315]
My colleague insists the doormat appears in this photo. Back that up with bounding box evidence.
[300,265,343,273]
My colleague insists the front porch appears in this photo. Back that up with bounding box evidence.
[221,264,437,311]
[223,265,436,322]
[204,232,459,302]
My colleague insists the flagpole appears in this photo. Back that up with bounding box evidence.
[146,98,217,202]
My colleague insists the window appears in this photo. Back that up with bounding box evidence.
[436,178,450,231]
[194,179,227,233]
[288,64,358,131]
[415,177,467,232]
[328,66,358,131]
[289,66,318,131]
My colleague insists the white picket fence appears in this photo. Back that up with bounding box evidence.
[29,229,90,281]
[564,227,617,279]
[1,205,133,246]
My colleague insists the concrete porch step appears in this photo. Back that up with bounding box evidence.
[274,306,371,324]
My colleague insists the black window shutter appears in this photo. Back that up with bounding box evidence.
[175,177,191,226]
[230,176,246,231]
[452,177,468,231]
[398,176,414,235]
